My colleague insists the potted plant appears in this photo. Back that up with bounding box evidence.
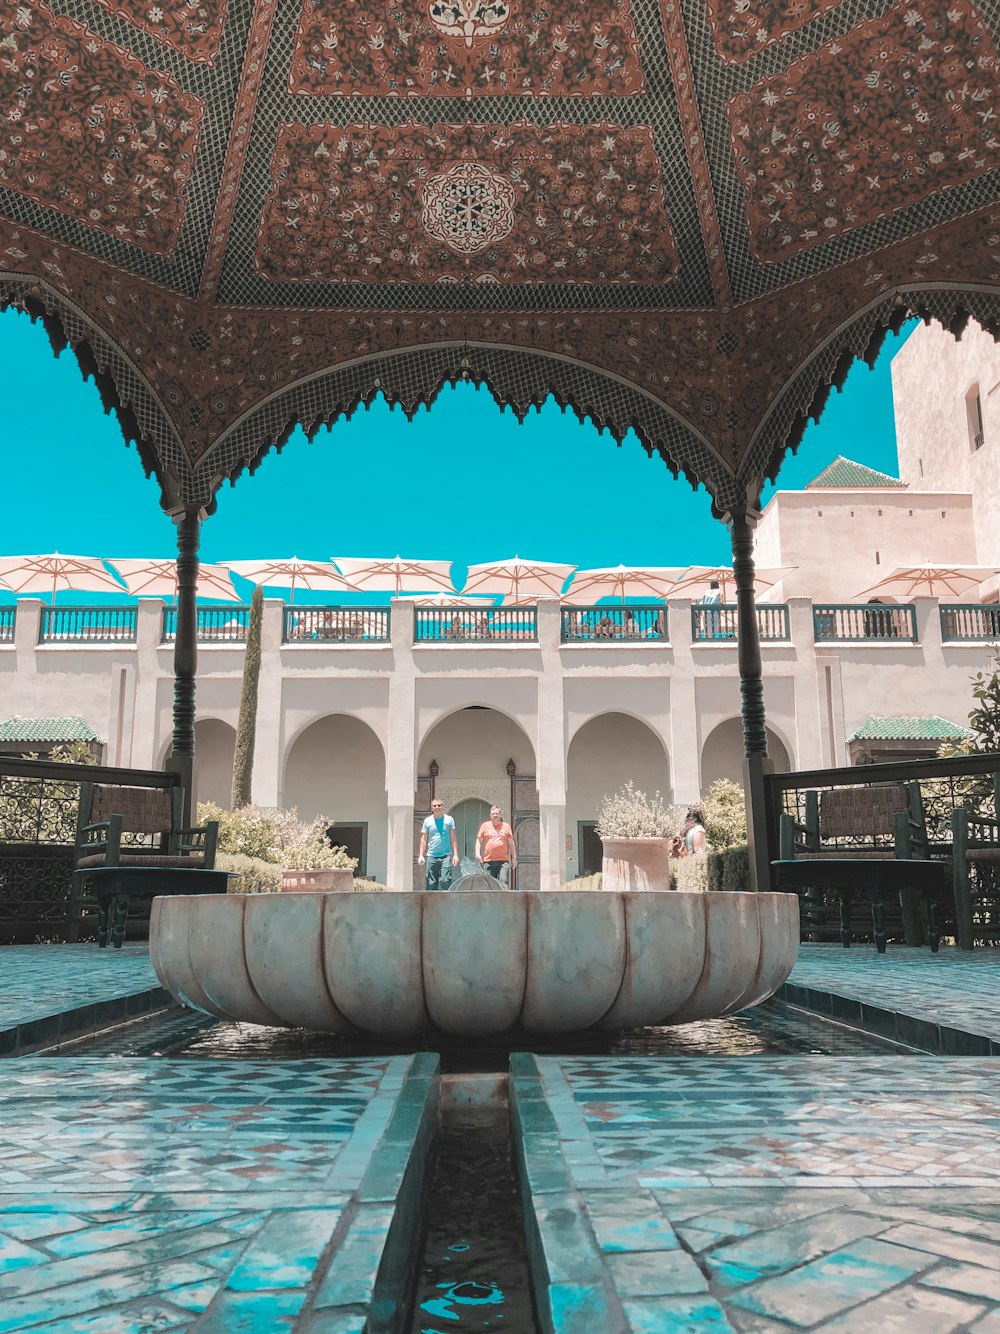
[198,802,359,894]
[280,838,358,893]
[596,782,683,892]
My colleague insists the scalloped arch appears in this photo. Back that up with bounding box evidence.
[742,284,1000,512]
[0,274,185,512]
[196,340,735,508]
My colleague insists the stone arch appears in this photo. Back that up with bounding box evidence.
[700,718,792,794]
[566,712,672,879]
[192,719,237,810]
[418,704,536,788]
[283,714,388,883]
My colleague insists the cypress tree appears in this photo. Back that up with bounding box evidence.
[231,583,264,808]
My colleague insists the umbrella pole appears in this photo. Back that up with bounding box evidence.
[730,511,773,894]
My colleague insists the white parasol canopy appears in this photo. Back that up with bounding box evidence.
[563,564,686,605]
[462,556,576,601]
[221,557,359,604]
[332,555,454,596]
[0,553,125,604]
[107,557,241,602]
[668,565,796,602]
[854,565,1000,601]
[397,592,497,607]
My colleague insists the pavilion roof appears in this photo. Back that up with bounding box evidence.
[0,715,104,744]
[1,1,998,515]
[846,716,974,743]
[806,458,907,490]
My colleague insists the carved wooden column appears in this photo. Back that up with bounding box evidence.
[167,509,201,823]
[730,508,774,892]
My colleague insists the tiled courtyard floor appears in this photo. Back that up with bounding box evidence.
[514,1051,1000,1332]
[0,1055,437,1332]
[784,944,1000,1049]
[0,946,162,1056]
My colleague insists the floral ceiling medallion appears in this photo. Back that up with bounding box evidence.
[420,162,517,256]
[428,0,511,48]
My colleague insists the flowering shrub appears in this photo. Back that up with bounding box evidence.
[701,778,747,850]
[596,782,684,839]
[198,802,358,872]
[220,852,283,895]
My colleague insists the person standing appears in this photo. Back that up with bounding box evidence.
[475,805,517,888]
[700,579,722,638]
[418,798,459,891]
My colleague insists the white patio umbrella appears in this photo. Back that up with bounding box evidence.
[0,553,125,604]
[462,556,576,601]
[854,565,1000,600]
[563,565,686,605]
[332,556,455,597]
[668,565,796,602]
[221,557,359,604]
[107,557,241,603]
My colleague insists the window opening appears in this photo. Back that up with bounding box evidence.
[967,385,985,452]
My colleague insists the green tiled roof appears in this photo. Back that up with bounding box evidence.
[0,715,104,743]
[806,456,906,489]
[847,715,973,743]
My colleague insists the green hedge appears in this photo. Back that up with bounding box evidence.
[707,844,751,892]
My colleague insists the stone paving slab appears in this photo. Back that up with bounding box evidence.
[511,1052,1000,1333]
[0,946,164,1056]
[0,1053,438,1332]
[784,944,1000,1053]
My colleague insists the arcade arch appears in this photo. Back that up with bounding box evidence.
[701,719,791,793]
[283,714,387,882]
[566,713,671,879]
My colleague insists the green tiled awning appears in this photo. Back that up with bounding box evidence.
[0,715,104,744]
[806,457,907,489]
[846,715,973,743]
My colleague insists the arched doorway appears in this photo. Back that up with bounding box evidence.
[417,705,538,889]
[451,798,490,862]
[283,715,388,882]
[566,713,671,878]
[193,719,237,810]
[701,719,791,792]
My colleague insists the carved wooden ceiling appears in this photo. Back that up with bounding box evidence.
[1,0,998,511]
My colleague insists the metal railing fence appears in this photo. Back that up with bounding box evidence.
[561,605,667,642]
[283,607,390,642]
[415,607,537,643]
[161,606,251,642]
[690,604,790,642]
[40,607,137,644]
[0,607,14,642]
[940,604,1000,642]
[812,603,917,643]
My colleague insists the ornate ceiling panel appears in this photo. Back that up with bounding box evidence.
[0,0,998,513]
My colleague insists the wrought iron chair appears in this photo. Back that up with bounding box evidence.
[950,771,1000,950]
[774,783,942,952]
[70,783,223,948]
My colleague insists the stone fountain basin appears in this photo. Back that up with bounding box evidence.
[149,891,799,1039]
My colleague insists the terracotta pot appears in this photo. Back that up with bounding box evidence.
[281,867,354,893]
[600,837,673,892]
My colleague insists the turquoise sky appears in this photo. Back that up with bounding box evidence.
[0,307,916,600]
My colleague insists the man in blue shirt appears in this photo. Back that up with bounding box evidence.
[418,798,459,891]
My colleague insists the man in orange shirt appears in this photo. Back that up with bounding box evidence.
[475,805,517,889]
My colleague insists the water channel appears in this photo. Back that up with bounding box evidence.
[42,997,918,1333]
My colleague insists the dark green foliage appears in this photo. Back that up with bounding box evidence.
[707,844,751,892]
[231,584,263,809]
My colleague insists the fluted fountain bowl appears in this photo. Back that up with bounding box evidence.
[149,891,799,1039]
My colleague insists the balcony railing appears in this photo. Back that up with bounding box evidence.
[40,607,137,644]
[813,603,917,643]
[691,604,790,642]
[940,603,1000,642]
[561,605,667,642]
[0,608,14,642]
[416,607,537,643]
[284,607,390,643]
[161,606,250,643]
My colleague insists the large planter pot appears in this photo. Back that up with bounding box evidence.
[281,867,354,893]
[601,837,673,892]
